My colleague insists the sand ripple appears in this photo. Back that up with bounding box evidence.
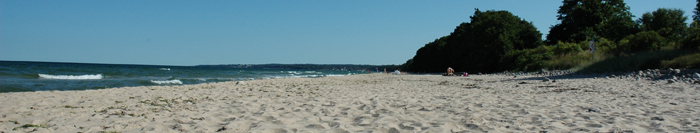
[1,74,700,132]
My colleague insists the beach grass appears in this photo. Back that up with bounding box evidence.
[562,49,698,73]
[661,52,700,69]
[542,51,611,71]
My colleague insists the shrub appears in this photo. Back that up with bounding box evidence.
[661,53,700,69]
[552,41,583,55]
[500,45,554,71]
[578,49,692,73]
[618,31,667,52]
[594,38,617,53]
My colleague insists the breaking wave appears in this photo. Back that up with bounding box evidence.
[38,74,103,80]
[150,79,183,84]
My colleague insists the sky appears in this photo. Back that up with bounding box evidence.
[1,0,696,66]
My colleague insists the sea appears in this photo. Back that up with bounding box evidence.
[0,61,362,93]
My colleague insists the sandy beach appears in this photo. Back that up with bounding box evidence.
[2,73,700,132]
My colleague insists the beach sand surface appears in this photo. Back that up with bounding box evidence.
[1,73,700,132]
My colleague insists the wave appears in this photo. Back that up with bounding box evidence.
[286,71,302,75]
[38,74,103,79]
[150,79,183,84]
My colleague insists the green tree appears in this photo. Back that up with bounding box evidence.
[687,0,700,50]
[407,36,450,72]
[638,8,688,42]
[546,0,637,44]
[683,22,700,50]
[458,9,543,72]
[694,0,700,22]
[404,9,542,73]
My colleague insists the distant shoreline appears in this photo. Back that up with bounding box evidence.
[0,60,396,71]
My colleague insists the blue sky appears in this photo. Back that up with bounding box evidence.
[1,0,696,66]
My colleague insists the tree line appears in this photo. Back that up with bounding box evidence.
[401,0,700,73]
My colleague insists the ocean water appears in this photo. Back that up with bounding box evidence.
[0,61,361,93]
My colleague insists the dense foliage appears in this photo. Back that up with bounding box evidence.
[617,31,667,52]
[695,0,700,22]
[687,2,700,50]
[684,22,700,50]
[401,0,700,73]
[545,0,637,44]
[638,8,688,43]
[402,9,542,73]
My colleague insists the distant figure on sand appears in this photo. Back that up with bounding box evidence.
[445,67,455,76]
[394,68,401,74]
[384,67,387,74]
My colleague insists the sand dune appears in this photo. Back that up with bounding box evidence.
[1,73,700,132]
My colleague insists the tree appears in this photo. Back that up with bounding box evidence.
[694,0,700,22]
[688,0,700,50]
[407,36,450,72]
[404,9,542,73]
[546,0,637,44]
[638,8,688,42]
[683,22,700,50]
[458,9,543,72]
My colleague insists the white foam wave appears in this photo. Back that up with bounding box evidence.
[150,79,183,84]
[38,74,103,80]
[286,71,302,74]
[325,74,347,77]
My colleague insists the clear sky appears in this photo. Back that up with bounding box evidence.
[1,0,696,66]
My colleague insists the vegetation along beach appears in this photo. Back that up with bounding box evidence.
[2,0,700,132]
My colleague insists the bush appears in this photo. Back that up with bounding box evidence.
[578,49,692,73]
[552,41,583,55]
[542,40,613,71]
[594,38,617,53]
[500,45,554,71]
[500,39,614,71]
[543,51,608,71]
[661,53,700,69]
[617,31,667,53]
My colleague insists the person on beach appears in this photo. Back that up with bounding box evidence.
[445,67,455,76]
[384,67,387,74]
[394,68,401,74]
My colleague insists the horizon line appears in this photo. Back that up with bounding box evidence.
[0,60,398,67]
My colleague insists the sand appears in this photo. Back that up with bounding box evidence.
[1,73,700,132]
